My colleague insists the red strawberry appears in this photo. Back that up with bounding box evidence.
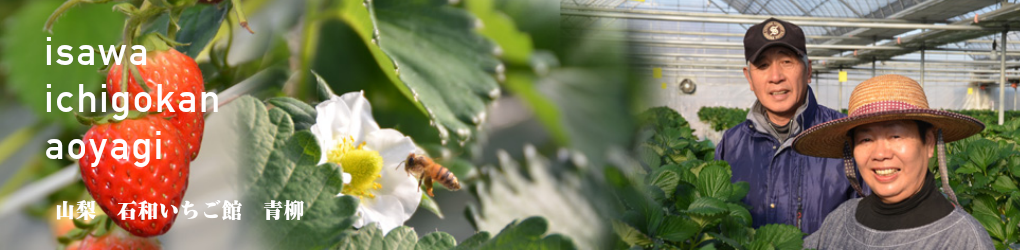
[107,48,205,160]
[68,226,161,250]
[79,115,189,237]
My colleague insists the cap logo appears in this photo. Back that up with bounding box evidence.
[763,21,786,40]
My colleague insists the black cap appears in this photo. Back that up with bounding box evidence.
[744,18,807,63]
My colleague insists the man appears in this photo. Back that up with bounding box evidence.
[794,74,993,248]
[714,18,864,235]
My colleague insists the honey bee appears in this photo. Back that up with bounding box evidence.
[400,153,461,197]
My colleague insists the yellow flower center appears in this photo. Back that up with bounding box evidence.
[327,136,383,199]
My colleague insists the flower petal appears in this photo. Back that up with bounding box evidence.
[342,172,352,184]
[338,91,380,144]
[310,123,330,165]
[365,129,416,170]
[357,193,408,233]
[313,95,354,164]
[370,172,422,222]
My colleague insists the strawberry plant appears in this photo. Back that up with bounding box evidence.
[937,135,1020,249]
[697,107,749,132]
[1,0,643,248]
[614,107,804,250]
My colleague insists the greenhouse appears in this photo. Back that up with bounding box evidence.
[563,0,1018,249]
[567,0,1020,143]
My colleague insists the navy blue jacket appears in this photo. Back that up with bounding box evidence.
[715,87,864,235]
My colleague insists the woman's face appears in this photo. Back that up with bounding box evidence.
[852,120,935,204]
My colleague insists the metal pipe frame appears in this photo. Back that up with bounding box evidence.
[632,54,1020,66]
[561,10,992,31]
[561,5,922,23]
[561,27,878,41]
[1001,30,1008,125]
[614,37,1020,54]
[652,73,1014,84]
[633,53,1020,65]
[637,61,1020,74]
[645,67,1020,78]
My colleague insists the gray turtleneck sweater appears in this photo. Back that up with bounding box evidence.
[803,198,994,249]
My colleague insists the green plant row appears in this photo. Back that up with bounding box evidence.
[610,107,803,250]
[935,118,1020,249]
[689,106,1020,249]
[696,107,749,132]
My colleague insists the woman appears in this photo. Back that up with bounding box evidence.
[792,74,994,249]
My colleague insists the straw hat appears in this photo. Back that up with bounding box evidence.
[793,74,984,158]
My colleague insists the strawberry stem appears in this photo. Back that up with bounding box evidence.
[128,63,152,93]
[44,0,117,33]
[230,0,254,34]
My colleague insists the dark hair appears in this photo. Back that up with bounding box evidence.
[848,120,933,144]
[916,120,932,144]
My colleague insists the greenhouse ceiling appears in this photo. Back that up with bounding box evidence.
[562,0,1020,84]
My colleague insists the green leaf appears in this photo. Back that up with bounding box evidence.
[452,232,491,250]
[313,71,337,102]
[469,147,607,249]
[334,223,386,250]
[687,197,728,228]
[637,145,662,169]
[707,232,744,249]
[167,1,232,57]
[696,162,732,200]
[727,203,753,226]
[383,227,419,250]
[265,97,317,132]
[612,220,653,247]
[368,0,502,144]
[748,224,804,250]
[968,139,1000,172]
[416,232,457,250]
[674,183,697,211]
[1004,196,1020,244]
[970,195,1006,241]
[728,182,750,203]
[419,193,444,219]
[2,0,124,127]
[687,196,728,216]
[655,215,699,242]
[322,0,441,148]
[234,96,358,249]
[464,0,533,64]
[991,175,1019,194]
[956,163,982,175]
[697,244,718,250]
[973,176,995,194]
[718,216,753,247]
[651,169,680,198]
[1008,156,1020,178]
[478,217,577,250]
[333,218,571,249]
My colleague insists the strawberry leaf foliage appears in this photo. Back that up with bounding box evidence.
[611,107,803,249]
[333,217,575,250]
[233,95,358,249]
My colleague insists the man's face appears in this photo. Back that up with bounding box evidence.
[852,120,935,204]
[743,47,811,119]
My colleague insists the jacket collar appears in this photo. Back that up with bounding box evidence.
[747,86,820,143]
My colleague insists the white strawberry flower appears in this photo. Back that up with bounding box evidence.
[310,91,420,234]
